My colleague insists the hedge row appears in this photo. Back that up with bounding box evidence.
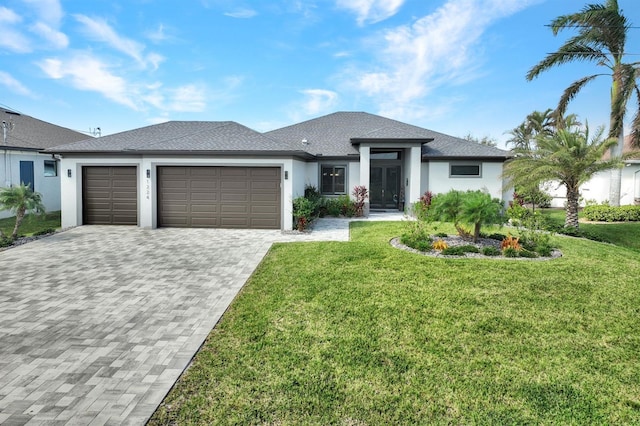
[582,204,640,222]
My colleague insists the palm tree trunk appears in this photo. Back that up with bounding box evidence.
[565,186,580,229]
[608,132,624,206]
[11,207,26,239]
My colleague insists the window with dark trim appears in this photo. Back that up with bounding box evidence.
[44,160,58,177]
[321,165,347,195]
[450,163,481,177]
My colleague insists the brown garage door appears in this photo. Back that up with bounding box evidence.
[158,166,281,229]
[82,166,138,225]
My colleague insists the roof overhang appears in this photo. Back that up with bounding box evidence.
[45,149,317,160]
[351,138,433,145]
[423,156,511,162]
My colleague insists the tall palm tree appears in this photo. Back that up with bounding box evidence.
[503,124,621,229]
[506,109,579,153]
[0,183,45,240]
[526,0,640,206]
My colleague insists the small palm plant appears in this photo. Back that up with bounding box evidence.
[0,183,46,240]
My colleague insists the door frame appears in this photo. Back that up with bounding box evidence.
[370,160,402,210]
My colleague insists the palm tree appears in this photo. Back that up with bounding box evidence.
[503,124,621,228]
[526,0,640,206]
[506,109,555,152]
[0,184,46,240]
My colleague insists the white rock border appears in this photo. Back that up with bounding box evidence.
[390,236,563,260]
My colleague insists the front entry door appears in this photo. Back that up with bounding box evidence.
[370,165,401,209]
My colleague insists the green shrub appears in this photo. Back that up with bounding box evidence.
[536,244,553,257]
[518,249,539,258]
[583,204,640,222]
[482,246,501,256]
[502,247,519,258]
[292,196,314,231]
[401,221,432,252]
[435,232,449,238]
[32,227,56,236]
[0,235,13,248]
[337,194,356,217]
[482,232,507,241]
[441,245,480,256]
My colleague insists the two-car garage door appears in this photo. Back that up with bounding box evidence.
[158,166,281,229]
[82,166,281,229]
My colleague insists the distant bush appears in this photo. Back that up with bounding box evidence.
[441,245,480,256]
[582,205,640,222]
[482,246,501,256]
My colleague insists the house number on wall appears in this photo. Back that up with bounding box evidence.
[146,179,150,200]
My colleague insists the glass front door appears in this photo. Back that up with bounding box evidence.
[370,165,401,209]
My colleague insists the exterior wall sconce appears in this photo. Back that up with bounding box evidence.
[67,169,72,178]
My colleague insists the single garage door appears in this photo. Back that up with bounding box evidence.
[158,166,281,229]
[82,166,138,225]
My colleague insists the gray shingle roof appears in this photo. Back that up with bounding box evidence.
[48,121,299,154]
[265,111,511,159]
[1,108,88,150]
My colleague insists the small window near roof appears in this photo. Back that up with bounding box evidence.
[450,163,481,177]
[321,165,347,195]
[44,160,57,177]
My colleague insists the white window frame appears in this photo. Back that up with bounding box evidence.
[44,160,58,177]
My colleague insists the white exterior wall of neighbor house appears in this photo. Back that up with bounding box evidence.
[424,161,507,202]
[1,150,61,219]
[547,163,640,207]
[59,156,296,230]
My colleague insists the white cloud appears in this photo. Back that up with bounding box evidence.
[346,0,541,121]
[299,89,339,115]
[224,8,258,18]
[74,15,163,69]
[336,0,404,25]
[0,7,21,23]
[30,21,68,48]
[0,7,32,52]
[38,54,139,110]
[145,23,169,43]
[21,0,63,25]
[0,71,35,97]
[168,84,207,112]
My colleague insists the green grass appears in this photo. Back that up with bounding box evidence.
[150,221,640,425]
[0,211,61,237]
[538,208,640,251]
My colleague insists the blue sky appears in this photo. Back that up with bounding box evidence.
[1,0,639,147]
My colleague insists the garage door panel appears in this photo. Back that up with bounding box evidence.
[191,204,217,213]
[190,168,219,178]
[191,217,220,227]
[220,192,248,202]
[158,166,280,229]
[190,191,217,201]
[220,168,248,177]
[83,166,138,225]
[220,181,249,191]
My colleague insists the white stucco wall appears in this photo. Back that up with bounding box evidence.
[1,150,61,219]
[547,163,640,207]
[426,161,506,202]
[59,155,297,230]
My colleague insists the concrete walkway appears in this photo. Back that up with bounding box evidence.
[0,214,406,425]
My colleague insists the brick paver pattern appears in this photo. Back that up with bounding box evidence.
[0,220,356,425]
[0,214,405,425]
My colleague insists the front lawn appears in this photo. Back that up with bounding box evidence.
[150,221,640,425]
[0,211,61,237]
[539,208,640,251]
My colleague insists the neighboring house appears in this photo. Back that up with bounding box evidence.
[1,108,89,219]
[48,112,512,230]
[546,135,640,207]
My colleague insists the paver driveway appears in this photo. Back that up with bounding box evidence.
[0,224,350,425]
